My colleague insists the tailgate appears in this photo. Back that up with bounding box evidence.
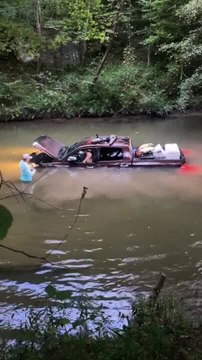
[33,135,65,159]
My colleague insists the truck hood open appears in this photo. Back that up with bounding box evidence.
[33,135,66,160]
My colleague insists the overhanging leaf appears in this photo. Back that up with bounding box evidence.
[0,205,13,240]
[55,318,70,327]
[45,285,71,300]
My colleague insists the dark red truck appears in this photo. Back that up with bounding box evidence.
[31,134,185,168]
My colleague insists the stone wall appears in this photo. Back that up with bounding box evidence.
[40,42,86,68]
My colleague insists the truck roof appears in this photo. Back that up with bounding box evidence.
[77,135,131,149]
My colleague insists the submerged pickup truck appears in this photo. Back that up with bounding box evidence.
[30,134,186,168]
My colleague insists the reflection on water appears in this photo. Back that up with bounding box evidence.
[0,115,202,330]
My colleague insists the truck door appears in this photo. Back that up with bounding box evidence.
[98,147,125,167]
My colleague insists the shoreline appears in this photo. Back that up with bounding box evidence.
[0,109,201,123]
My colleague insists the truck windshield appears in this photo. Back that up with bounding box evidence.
[67,142,79,155]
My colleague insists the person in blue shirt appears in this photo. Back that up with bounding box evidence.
[19,154,36,182]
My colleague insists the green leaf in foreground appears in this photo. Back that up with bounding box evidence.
[0,205,13,240]
[45,285,71,300]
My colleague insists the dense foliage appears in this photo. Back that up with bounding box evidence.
[0,0,201,120]
[1,295,202,360]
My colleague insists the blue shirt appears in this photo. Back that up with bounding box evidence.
[19,160,36,182]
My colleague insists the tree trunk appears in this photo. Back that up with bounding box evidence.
[92,0,124,86]
[35,0,42,36]
[34,0,42,73]
[147,0,152,66]
[147,42,151,66]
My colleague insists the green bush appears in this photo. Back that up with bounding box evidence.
[177,66,202,109]
[1,295,202,360]
[0,63,192,121]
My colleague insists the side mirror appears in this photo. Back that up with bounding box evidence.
[67,156,77,162]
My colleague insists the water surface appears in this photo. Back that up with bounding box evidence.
[0,114,202,330]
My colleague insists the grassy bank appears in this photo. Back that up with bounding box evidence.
[1,62,200,122]
[1,295,202,360]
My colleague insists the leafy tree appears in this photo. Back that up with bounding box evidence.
[0,0,116,65]
[0,0,41,58]
[43,0,114,47]
[160,0,202,107]
[160,0,202,70]
[134,0,187,65]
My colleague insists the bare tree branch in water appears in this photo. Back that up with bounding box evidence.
[45,186,88,261]
[0,244,47,262]
[0,170,88,265]
[0,171,26,203]
[0,170,59,209]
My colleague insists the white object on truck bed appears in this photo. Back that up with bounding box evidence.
[165,143,181,160]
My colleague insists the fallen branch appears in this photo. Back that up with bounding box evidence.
[0,170,59,209]
[0,243,47,262]
[149,272,166,301]
[132,272,167,321]
[45,186,88,260]
[0,172,88,266]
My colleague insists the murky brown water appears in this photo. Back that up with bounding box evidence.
[1,114,202,330]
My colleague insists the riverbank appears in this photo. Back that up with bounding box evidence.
[0,62,201,122]
[1,295,202,360]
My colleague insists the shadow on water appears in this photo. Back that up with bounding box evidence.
[36,167,202,202]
